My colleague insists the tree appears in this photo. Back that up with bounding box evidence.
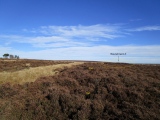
[9,54,14,59]
[3,53,9,58]
[15,55,20,59]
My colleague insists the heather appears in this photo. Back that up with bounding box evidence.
[0,62,160,120]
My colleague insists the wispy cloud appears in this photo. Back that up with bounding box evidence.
[0,24,126,48]
[129,19,142,22]
[38,24,122,39]
[128,25,160,31]
[1,24,160,63]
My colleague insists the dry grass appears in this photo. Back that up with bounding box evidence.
[0,62,84,85]
[1,60,17,62]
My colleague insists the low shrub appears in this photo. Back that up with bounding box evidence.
[0,62,160,119]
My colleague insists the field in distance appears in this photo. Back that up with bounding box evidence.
[0,59,160,119]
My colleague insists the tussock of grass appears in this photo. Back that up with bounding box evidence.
[0,62,84,85]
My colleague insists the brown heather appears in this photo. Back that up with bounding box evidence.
[0,60,160,120]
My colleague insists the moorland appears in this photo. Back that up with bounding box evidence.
[0,59,160,120]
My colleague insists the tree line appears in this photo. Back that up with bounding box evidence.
[2,53,19,59]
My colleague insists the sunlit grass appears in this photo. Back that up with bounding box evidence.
[0,62,84,85]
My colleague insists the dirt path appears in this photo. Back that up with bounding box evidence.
[0,62,84,85]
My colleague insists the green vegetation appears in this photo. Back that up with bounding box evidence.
[3,53,9,58]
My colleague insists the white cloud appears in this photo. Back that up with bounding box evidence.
[1,45,160,64]
[0,24,126,48]
[128,25,160,31]
[0,24,160,63]
[40,24,121,39]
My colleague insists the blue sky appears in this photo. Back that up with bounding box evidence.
[0,0,160,63]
